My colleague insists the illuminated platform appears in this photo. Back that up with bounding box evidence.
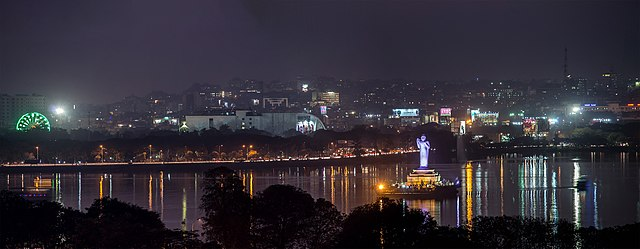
[406,168,441,187]
[377,167,459,200]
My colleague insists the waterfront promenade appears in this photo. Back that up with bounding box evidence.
[0,151,417,172]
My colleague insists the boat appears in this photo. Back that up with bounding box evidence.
[9,187,52,201]
[7,176,53,201]
[377,168,459,199]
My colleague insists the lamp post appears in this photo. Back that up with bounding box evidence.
[217,145,223,161]
[100,145,105,163]
[242,145,253,160]
[148,145,153,162]
[35,146,39,161]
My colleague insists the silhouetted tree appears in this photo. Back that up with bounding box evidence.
[338,198,436,248]
[299,198,344,249]
[580,223,640,248]
[470,216,554,249]
[419,225,473,248]
[163,229,206,249]
[201,167,251,249]
[70,197,169,248]
[251,185,342,249]
[0,190,69,248]
[554,219,578,249]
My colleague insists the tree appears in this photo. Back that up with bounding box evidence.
[298,198,344,249]
[470,216,554,249]
[579,223,640,249]
[218,124,232,135]
[338,198,436,248]
[251,185,342,249]
[251,185,316,248]
[70,197,169,248]
[0,190,69,248]
[201,167,251,249]
[163,229,206,249]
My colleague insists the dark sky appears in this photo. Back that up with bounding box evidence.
[1,0,639,104]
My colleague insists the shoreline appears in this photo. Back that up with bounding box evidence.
[3,148,637,173]
[0,153,418,173]
[468,146,640,159]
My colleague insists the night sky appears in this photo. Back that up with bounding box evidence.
[1,0,639,104]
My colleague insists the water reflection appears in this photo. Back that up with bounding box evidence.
[2,155,639,229]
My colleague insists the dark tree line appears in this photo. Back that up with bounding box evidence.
[201,167,343,249]
[200,167,639,249]
[3,166,638,248]
[0,190,200,248]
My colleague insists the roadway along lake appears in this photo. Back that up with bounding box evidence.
[2,152,639,230]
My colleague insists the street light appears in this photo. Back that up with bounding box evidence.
[35,146,39,161]
[242,145,253,160]
[99,145,105,163]
[55,107,65,115]
[217,145,224,161]
[148,145,153,161]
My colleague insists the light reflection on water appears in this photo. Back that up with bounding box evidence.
[2,153,639,230]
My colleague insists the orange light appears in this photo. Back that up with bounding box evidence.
[627,104,634,107]
[378,184,384,190]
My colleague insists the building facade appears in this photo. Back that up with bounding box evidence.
[0,94,46,129]
[185,110,326,136]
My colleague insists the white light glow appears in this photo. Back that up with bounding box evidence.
[55,107,65,115]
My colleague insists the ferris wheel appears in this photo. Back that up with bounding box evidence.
[16,112,51,132]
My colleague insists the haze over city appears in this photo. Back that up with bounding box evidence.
[1,0,638,104]
[1,1,640,248]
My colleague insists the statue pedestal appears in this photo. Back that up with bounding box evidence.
[406,167,441,187]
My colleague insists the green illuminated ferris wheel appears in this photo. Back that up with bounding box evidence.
[16,112,51,132]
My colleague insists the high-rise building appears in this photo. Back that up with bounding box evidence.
[0,94,46,129]
[594,72,625,102]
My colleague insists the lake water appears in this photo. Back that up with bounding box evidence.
[3,152,639,230]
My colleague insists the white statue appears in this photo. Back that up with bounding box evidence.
[416,134,431,168]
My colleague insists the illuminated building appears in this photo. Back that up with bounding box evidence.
[522,117,550,138]
[580,102,640,113]
[262,98,289,109]
[423,111,439,123]
[185,110,326,135]
[386,108,421,127]
[580,103,640,122]
[475,112,499,126]
[311,91,340,106]
[469,109,500,126]
[439,107,452,125]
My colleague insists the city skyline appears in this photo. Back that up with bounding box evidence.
[1,0,639,104]
[2,2,640,248]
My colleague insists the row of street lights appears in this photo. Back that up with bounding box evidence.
[242,144,253,160]
[31,144,256,163]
